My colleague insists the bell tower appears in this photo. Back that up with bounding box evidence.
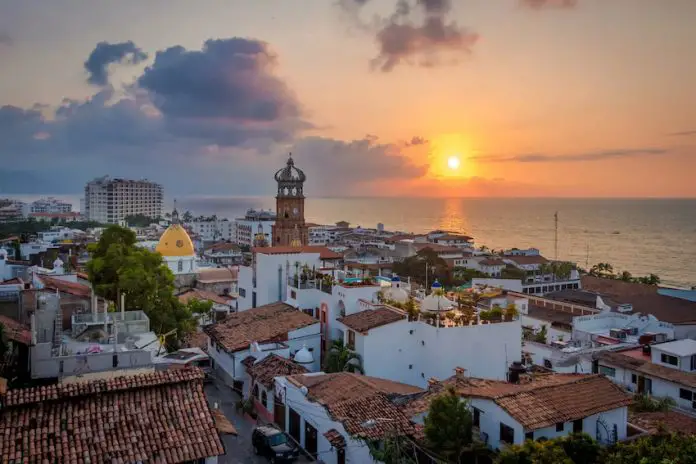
[272,154,309,246]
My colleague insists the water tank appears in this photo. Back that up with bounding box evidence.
[642,344,652,356]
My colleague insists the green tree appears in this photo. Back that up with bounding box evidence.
[182,210,193,222]
[393,248,452,287]
[424,386,473,463]
[618,270,633,282]
[534,325,548,344]
[124,214,158,227]
[185,298,214,323]
[589,262,615,278]
[323,339,363,374]
[497,433,599,464]
[87,225,196,348]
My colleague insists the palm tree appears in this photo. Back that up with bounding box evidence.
[619,270,633,282]
[324,339,364,374]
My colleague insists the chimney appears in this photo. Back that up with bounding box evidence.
[427,377,439,390]
[454,367,466,379]
[508,361,526,384]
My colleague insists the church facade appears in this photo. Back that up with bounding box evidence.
[272,155,309,247]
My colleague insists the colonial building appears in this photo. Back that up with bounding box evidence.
[156,208,197,288]
[272,155,309,247]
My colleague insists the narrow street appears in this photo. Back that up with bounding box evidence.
[204,377,313,463]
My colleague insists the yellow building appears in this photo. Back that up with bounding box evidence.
[156,211,197,275]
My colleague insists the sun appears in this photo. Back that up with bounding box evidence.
[447,155,461,170]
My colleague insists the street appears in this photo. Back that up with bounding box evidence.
[204,377,312,464]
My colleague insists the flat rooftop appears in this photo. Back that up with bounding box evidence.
[652,339,696,357]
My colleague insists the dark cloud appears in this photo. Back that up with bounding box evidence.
[340,0,479,72]
[291,135,427,194]
[0,37,419,196]
[669,130,696,137]
[404,135,428,146]
[84,41,148,86]
[475,148,669,163]
[0,32,12,46]
[520,0,578,9]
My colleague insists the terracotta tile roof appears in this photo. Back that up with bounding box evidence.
[0,368,225,462]
[204,242,241,253]
[38,275,91,298]
[412,243,462,254]
[599,349,696,389]
[0,277,23,285]
[0,315,31,345]
[503,255,549,265]
[288,372,421,439]
[252,246,343,260]
[177,288,230,305]
[183,331,209,351]
[247,354,308,388]
[582,276,696,324]
[402,373,631,431]
[211,408,238,436]
[204,302,317,353]
[241,355,257,368]
[337,307,406,333]
[196,266,238,283]
[629,410,696,435]
[323,429,346,449]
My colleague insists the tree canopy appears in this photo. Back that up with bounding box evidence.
[393,248,454,287]
[87,225,195,348]
[424,386,473,462]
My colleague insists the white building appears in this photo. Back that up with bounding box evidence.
[84,176,163,224]
[427,232,474,249]
[30,197,72,214]
[235,209,276,247]
[202,242,243,266]
[334,300,522,388]
[237,246,342,311]
[599,339,696,410]
[404,370,632,451]
[0,198,29,221]
[155,211,198,276]
[276,372,422,463]
[205,302,321,392]
[187,218,235,242]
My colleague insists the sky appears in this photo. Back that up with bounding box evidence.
[0,0,695,198]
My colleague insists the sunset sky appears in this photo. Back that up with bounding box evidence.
[1,0,695,197]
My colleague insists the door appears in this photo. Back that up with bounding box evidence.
[637,376,646,394]
[274,395,286,430]
[337,448,346,464]
[304,421,318,458]
[289,408,301,442]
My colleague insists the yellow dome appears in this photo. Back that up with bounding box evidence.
[156,224,195,257]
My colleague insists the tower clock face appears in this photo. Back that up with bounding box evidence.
[293,207,299,216]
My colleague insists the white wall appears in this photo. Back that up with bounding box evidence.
[347,318,522,388]
[472,278,524,293]
[520,315,570,343]
[277,376,377,464]
[522,341,594,374]
[572,313,675,342]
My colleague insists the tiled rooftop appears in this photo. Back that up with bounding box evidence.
[629,410,696,435]
[599,349,696,389]
[403,373,631,431]
[38,275,91,298]
[0,368,225,463]
[196,267,238,283]
[204,302,317,353]
[337,307,406,333]
[247,354,308,388]
[323,429,346,449]
[177,288,230,305]
[0,315,31,345]
[251,246,343,260]
[288,372,421,440]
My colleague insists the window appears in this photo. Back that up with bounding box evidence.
[599,365,616,377]
[631,374,637,384]
[473,408,480,427]
[691,355,696,371]
[291,290,297,299]
[252,384,260,400]
[680,389,693,401]
[239,288,246,298]
[573,419,583,433]
[556,422,564,432]
[177,260,183,272]
[347,330,355,350]
[661,353,679,366]
[500,423,514,444]
[261,390,268,408]
[112,354,119,368]
[525,431,534,441]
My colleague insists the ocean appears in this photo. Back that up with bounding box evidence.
[7,195,696,288]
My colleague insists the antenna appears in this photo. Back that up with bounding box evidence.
[585,243,590,269]
[554,211,559,261]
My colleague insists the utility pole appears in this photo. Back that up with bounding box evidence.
[554,211,559,261]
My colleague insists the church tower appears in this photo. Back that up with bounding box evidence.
[272,154,309,246]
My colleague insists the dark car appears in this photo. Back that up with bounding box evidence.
[252,426,300,463]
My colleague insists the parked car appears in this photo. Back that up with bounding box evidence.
[252,426,300,463]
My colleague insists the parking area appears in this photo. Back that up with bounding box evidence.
[204,377,313,464]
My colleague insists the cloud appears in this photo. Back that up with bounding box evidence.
[84,41,148,86]
[474,148,669,163]
[0,32,11,46]
[520,0,578,9]
[668,130,696,137]
[340,0,479,72]
[0,37,420,196]
[404,135,428,146]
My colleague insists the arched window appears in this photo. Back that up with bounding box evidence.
[252,384,259,400]
[177,260,183,272]
[261,390,268,409]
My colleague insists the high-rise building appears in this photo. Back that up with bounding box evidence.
[30,197,73,214]
[272,154,309,246]
[235,209,275,247]
[84,176,163,224]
